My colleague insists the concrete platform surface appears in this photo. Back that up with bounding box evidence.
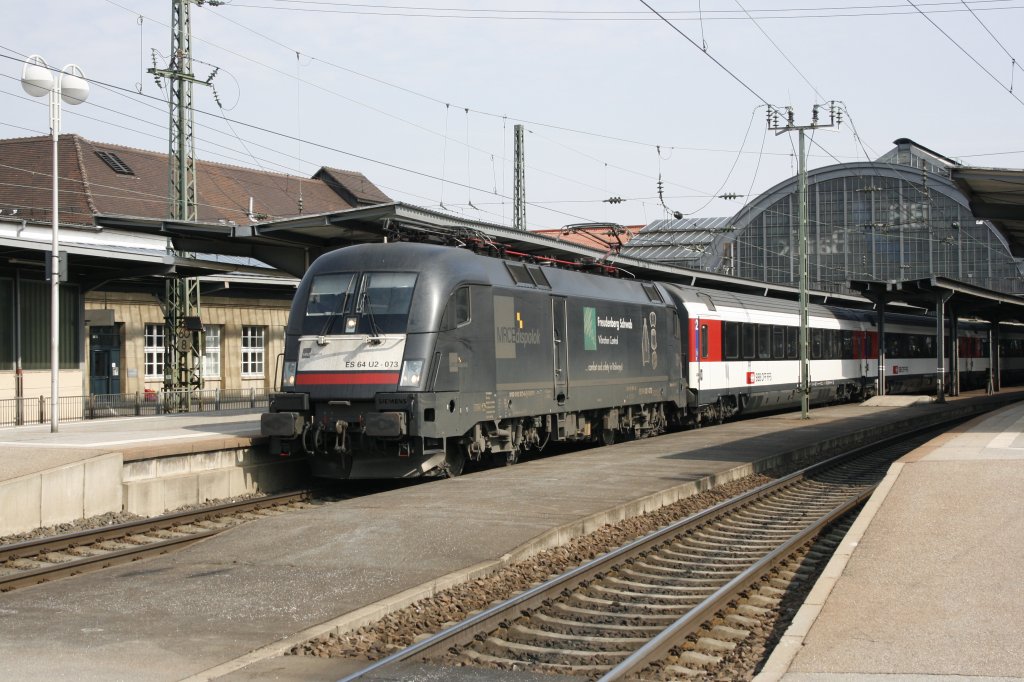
[0,392,1016,682]
[760,402,1024,681]
[0,410,263,481]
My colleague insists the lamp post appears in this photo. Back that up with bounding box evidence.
[21,55,89,433]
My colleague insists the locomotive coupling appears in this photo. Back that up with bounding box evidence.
[261,411,304,438]
[363,411,407,438]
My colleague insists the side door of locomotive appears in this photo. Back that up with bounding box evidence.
[551,296,569,404]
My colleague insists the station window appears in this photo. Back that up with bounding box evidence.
[144,324,165,378]
[241,326,265,377]
[202,325,222,379]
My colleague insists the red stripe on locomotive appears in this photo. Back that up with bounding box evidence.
[296,372,401,386]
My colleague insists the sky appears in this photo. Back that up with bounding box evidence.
[2,1,1024,231]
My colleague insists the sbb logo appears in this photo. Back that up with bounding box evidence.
[747,371,756,384]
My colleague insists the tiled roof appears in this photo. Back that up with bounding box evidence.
[0,134,389,227]
[532,224,639,252]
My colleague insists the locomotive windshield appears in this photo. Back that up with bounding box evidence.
[302,271,417,335]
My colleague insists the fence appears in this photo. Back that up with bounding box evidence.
[0,388,269,428]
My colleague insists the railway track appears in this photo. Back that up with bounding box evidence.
[0,490,316,592]
[339,427,943,680]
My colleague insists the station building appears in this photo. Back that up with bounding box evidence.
[622,139,1024,295]
[0,134,389,411]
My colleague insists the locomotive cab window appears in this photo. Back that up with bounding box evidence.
[305,273,356,317]
[303,272,416,335]
[441,286,472,330]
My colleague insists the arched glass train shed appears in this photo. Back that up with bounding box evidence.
[719,140,1024,295]
[623,140,1024,296]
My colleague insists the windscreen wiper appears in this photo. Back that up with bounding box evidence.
[318,291,350,343]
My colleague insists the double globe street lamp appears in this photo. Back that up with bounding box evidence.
[21,55,90,432]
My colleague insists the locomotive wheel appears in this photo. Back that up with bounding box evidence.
[444,442,466,477]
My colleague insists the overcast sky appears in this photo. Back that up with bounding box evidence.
[3,1,1024,230]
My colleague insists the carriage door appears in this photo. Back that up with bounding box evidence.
[694,319,704,392]
[552,297,569,404]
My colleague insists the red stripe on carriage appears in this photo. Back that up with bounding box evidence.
[296,372,400,385]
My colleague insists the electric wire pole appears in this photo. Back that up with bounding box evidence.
[513,124,526,230]
[148,0,220,411]
[768,103,840,419]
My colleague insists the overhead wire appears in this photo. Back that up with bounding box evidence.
[906,0,1024,108]
[226,0,1024,21]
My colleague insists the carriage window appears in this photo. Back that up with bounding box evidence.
[741,323,756,360]
[786,326,798,359]
[885,333,902,358]
[922,335,935,358]
[841,331,853,359]
[811,328,823,359]
[724,322,739,360]
[757,324,772,359]
[700,323,709,358]
[772,326,785,359]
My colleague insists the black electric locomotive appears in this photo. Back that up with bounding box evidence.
[261,242,687,478]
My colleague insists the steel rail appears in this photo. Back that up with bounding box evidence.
[0,489,316,591]
[335,419,947,682]
[597,489,871,680]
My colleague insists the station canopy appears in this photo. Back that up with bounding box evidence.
[952,166,1024,257]
[850,276,1024,324]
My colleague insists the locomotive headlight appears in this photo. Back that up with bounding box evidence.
[282,361,297,388]
[399,360,424,388]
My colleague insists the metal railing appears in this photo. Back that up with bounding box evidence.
[0,388,269,428]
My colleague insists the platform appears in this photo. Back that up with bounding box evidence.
[758,400,1024,681]
[0,391,1019,681]
[0,410,308,533]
